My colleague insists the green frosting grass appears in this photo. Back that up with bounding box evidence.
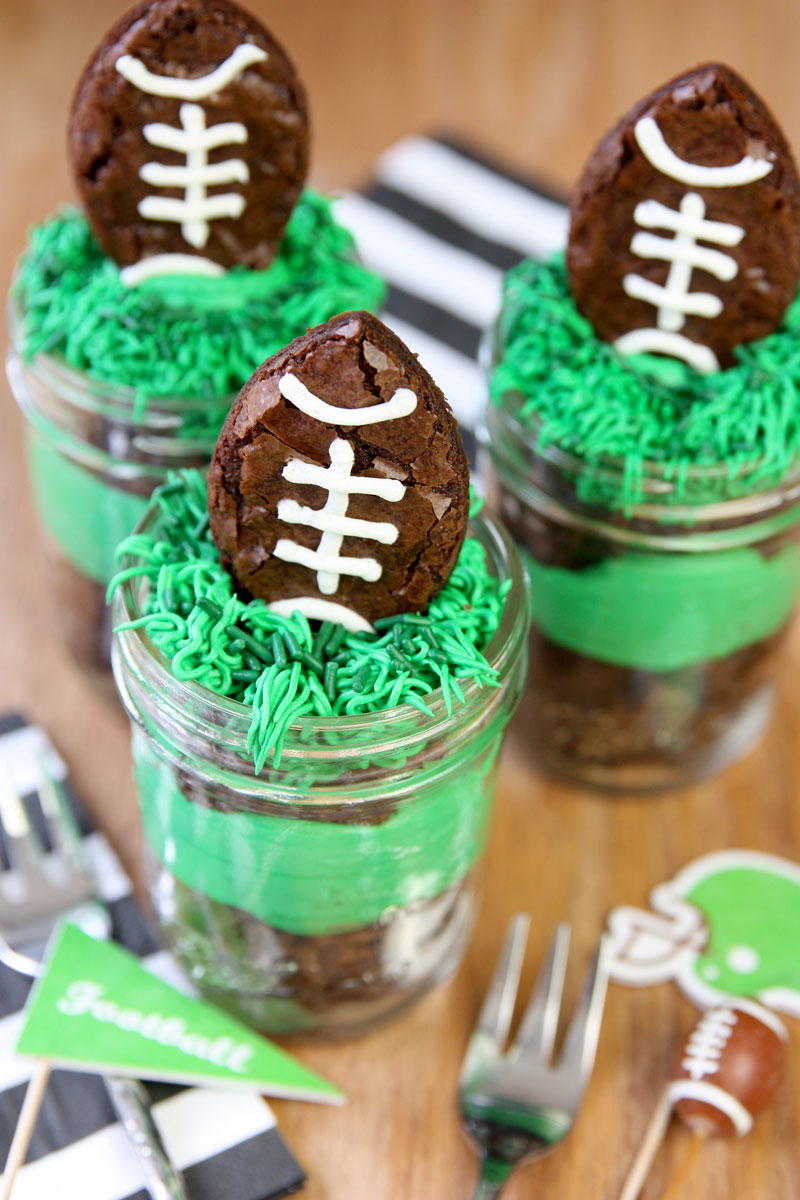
[15,194,386,416]
[108,471,508,771]
[490,254,800,508]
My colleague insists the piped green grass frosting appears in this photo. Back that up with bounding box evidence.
[490,253,800,508]
[15,193,385,416]
[109,471,508,771]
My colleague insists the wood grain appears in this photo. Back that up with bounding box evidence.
[1,2,800,1197]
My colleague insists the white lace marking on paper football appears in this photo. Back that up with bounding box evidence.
[279,373,418,425]
[668,1079,754,1136]
[680,1007,738,1080]
[614,116,775,373]
[115,44,267,284]
[275,438,406,594]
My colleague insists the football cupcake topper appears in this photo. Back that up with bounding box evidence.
[207,311,471,632]
[70,0,309,286]
[568,64,800,372]
[619,1001,787,1200]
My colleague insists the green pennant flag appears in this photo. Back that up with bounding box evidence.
[16,923,344,1105]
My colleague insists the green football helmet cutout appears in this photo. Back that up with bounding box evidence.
[607,851,800,1016]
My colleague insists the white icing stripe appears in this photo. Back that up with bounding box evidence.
[142,119,248,153]
[681,1008,737,1079]
[375,135,569,258]
[635,116,774,187]
[615,119,773,369]
[623,192,740,334]
[278,438,405,594]
[279,374,417,426]
[267,598,374,633]
[282,458,405,501]
[633,198,744,245]
[138,103,246,247]
[332,191,504,328]
[728,999,789,1040]
[614,328,720,373]
[617,317,716,357]
[277,499,399,544]
[274,539,382,583]
[630,232,739,281]
[668,1080,753,1136]
[116,47,261,269]
[120,254,225,285]
[115,44,267,101]
[139,158,250,188]
[139,193,246,236]
[623,274,723,322]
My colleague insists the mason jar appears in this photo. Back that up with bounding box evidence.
[111,503,529,1037]
[7,293,231,685]
[484,390,800,791]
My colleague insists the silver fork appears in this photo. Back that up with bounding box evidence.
[459,914,612,1199]
[0,764,187,1200]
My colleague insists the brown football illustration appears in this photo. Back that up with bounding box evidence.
[70,0,309,283]
[670,1003,786,1136]
[567,64,800,371]
[207,311,471,631]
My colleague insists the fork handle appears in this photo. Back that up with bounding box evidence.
[471,1166,505,1200]
[104,1076,188,1200]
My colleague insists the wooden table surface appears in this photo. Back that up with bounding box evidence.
[2,1,800,1197]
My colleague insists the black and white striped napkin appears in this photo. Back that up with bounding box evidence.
[333,133,568,457]
[0,137,569,1198]
[0,713,305,1200]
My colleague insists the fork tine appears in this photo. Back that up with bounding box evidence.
[554,932,612,1094]
[460,913,530,1083]
[0,770,44,874]
[36,757,84,858]
[509,922,570,1063]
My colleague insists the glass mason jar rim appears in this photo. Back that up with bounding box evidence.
[112,498,529,787]
[7,288,231,423]
[485,391,800,544]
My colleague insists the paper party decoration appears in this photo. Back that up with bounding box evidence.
[16,923,344,1104]
[607,849,800,1016]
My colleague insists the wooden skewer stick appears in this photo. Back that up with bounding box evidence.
[619,1085,674,1200]
[0,1059,52,1200]
[619,1001,786,1200]
[658,1132,704,1200]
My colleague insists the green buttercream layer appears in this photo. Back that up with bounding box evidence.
[109,471,508,769]
[133,728,499,935]
[27,431,149,585]
[490,255,800,508]
[15,196,386,422]
[523,543,800,671]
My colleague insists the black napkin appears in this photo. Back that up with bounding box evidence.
[334,132,568,463]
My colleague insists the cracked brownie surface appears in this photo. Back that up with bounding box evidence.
[70,0,309,271]
[568,62,800,366]
[207,310,471,623]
